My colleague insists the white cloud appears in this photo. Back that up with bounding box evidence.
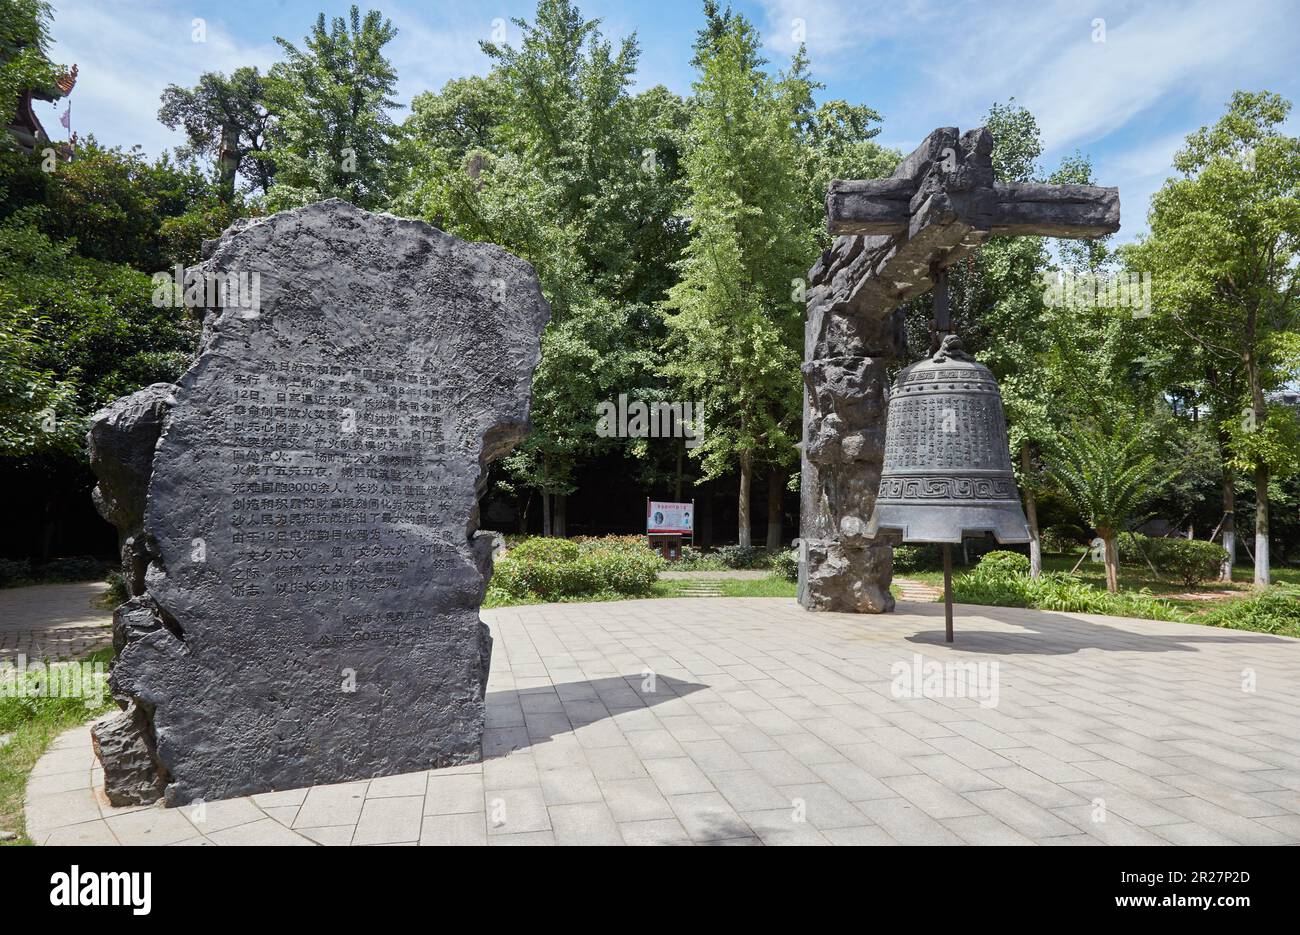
[761,0,1293,151]
[757,0,1298,241]
[384,8,495,103]
[34,0,280,157]
[33,1,501,158]
[761,0,939,60]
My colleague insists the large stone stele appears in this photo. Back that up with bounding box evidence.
[94,200,549,805]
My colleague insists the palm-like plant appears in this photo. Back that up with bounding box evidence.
[1049,424,1162,593]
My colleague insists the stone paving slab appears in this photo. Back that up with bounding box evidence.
[0,582,113,663]
[24,597,1300,845]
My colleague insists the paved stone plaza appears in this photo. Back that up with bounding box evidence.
[25,597,1300,845]
[0,582,112,664]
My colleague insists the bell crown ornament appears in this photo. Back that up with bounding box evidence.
[865,334,1030,545]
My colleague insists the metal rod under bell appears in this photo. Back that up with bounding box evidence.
[942,543,954,643]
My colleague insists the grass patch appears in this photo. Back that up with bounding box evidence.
[0,648,115,846]
[486,574,800,605]
[902,553,1299,631]
[653,576,798,598]
[483,588,643,609]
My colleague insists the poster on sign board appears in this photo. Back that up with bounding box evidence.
[646,500,693,534]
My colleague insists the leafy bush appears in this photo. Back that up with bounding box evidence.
[714,544,772,569]
[951,566,1033,607]
[891,543,942,573]
[1,556,113,588]
[1119,534,1226,586]
[1042,525,1085,553]
[489,536,662,603]
[1154,538,1228,586]
[772,548,799,582]
[103,571,130,606]
[576,537,664,594]
[34,556,111,582]
[505,536,579,564]
[489,551,596,601]
[954,566,1181,621]
[675,546,725,571]
[976,550,1030,576]
[1202,588,1300,636]
[0,558,32,587]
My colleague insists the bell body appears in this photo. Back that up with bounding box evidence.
[866,339,1030,545]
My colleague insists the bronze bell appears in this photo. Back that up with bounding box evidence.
[865,333,1030,546]
[866,326,1029,643]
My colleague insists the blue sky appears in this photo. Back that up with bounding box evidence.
[34,0,1300,243]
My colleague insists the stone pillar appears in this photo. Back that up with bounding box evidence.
[797,255,899,613]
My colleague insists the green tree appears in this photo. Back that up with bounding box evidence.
[0,0,66,150]
[398,0,690,534]
[263,5,399,210]
[159,67,274,201]
[662,4,814,546]
[1125,91,1300,587]
[1,138,230,272]
[1049,421,1162,593]
[0,217,195,558]
[0,299,77,457]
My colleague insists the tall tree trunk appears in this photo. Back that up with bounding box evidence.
[699,481,712,549]
[540,453,552,537]
[737,450,752,547]
[1255,464,1270,588]
[554,493,567,538]
[675,442,684,502]
[1246,322,1269,588]
[1021,443,1042,580]
[218,122,239,204]
[1101,528,1119,593]
[1220,469,1236,582]
[765,468,783,552]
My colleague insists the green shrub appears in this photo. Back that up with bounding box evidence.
[954,566,1181,621]
[1042,525,1085,553]
[714,545,771,569]
[506,537,580,564]
[892,543,942,573]
[489,535,661,603]
[572,534,643,555]
[1155,538,1227,586]
[676,547,725,571]
[976,550,1030,576]
[35,556,111,582]
[578,538,663,595]
[772,548,799,582]
[1202,589,1300,636]
[1118,533,1227,586]
[103,571,129,606]
[952,566,1033,607]
[0,558,32,587]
